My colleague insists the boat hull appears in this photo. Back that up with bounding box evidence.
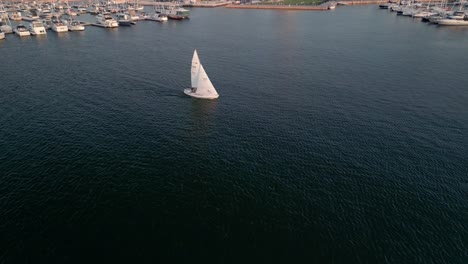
[69,25,85,31]
[168,15,185,20]
[14,30,30,36]
[30,27,47,35]
[184,88,219,99]
[0,32,4,40]
[118,20,132,26]
[52,25,68,32]
[438,19,468,26]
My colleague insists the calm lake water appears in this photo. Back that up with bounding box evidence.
[0,5,467,263]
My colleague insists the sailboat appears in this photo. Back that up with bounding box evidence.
[184,50,219,99]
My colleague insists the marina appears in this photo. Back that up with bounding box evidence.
[0,1,191,38]
[0,3,467,264]
[1,0,468,41]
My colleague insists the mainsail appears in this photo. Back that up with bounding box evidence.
[191,50,200,88]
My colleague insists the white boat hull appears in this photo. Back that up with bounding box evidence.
[69,25,85,31]
[438,19,468,26]
[14,30,30,36]
[147,16,168,22]
[30,27,47,35]
[22,16,39,22]
[97,21,119,28]
[184,88,219,99]
[52,25,68,32]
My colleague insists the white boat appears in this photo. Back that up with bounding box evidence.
[401,8,416,16]
[127,11,140,21]
[87,5,100,15]
[184,50,219,100]
[116,13,133,26]
[447,11,466,20]
[22,14,39,21]
[28,20,47,35]
[0,29,4,40]
[0,18,13,34]
[147,13,167,22]
[67,20,85,31]
[77,7,87,14]
[438,15,468,25]
[163,4,189,20]
[66,9,77,16]
[14,24,30,36]
[413,11,438,18]
[51,18,68,32]
[9,12,22,21]
[96,13,118,28]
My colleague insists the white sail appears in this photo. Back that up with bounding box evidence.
[195,64,218,98]
[191,50,200,88]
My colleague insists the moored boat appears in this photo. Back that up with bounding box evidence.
[438,15,468,25]
[67,19,85,31]
[9,12,22,21]
[51,18,68,32]
[14,24,30,36]
[0,19,13,34]
[164,4,189,20]
[116,13,132,26]
[147,13,167,22]
[96,13,118,28]
[28,20,47,35]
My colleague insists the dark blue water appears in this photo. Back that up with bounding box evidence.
[1,6,467,263]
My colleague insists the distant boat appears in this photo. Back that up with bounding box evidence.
[28,20,47,35]
[0,17,13,34]
[164,4,190,20]
[116,13,133,26]
[184,50,219,99]
[438,15,468,26]
[96,13,119,28]
[14,24,30,37]
[51,18,68,32]
[66,19,85,31]
[147,13,167,22]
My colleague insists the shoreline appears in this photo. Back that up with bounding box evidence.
[225,4,329,10]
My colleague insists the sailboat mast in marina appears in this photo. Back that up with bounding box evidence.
[184,50,219,99]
